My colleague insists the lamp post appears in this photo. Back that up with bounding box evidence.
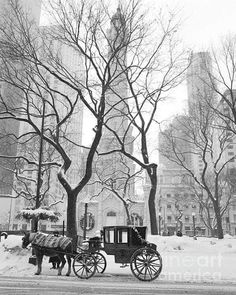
[83,203,88,240]
[158,212,162,235]
[192,212,196,237]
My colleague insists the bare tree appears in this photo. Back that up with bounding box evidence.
[0,0,178,240]
[159,110,236,239]
[97,3,188,234]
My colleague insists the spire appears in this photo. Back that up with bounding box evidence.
[111,5,125,27]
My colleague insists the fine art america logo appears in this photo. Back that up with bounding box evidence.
[162,253,222,281]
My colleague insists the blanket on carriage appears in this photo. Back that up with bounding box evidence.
[32,232,71,250]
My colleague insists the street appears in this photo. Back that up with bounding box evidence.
[0,275,236,295]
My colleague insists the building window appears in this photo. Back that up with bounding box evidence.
[167,216,172,222]
[166,194,171,198]
[185,216,190,223]
[107,211,116,217]
[130,213,143,226]
[12,224,18,230]
[233,214,236,223]
[167,204,172,209]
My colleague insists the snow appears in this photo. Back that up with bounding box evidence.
[0,234,236,283]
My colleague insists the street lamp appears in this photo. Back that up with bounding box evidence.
[192,212,196,237]
[82,195,91,240]
[158,212,162,235]
[83,203,88,240]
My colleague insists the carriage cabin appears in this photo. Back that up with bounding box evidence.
[101,226,148,264]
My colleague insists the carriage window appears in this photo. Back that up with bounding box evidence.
[117,228,128,243]
[104,229,114,243]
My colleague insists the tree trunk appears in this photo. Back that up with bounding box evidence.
[67,191,78,250]
[124,203,131,225]
[213,201,224,239]
[148,168,158,235]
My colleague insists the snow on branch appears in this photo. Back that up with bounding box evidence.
[16,207,61,222]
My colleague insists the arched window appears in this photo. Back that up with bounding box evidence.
[107,211,116,217]
[131,213,143,226]
[106,211,117,226]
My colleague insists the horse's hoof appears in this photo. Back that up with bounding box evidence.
[66,273,70,277]
[34,273,40,275]
[57,273,62,276]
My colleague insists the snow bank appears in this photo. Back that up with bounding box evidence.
[0,235,35,276]
[0,234,236,282]
[147,235,236,282]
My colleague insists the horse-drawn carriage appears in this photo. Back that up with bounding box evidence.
[22,226,162,281]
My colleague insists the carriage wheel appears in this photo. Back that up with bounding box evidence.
[130,247,162,281]
[73,253,96,279]
[93,252,107,274]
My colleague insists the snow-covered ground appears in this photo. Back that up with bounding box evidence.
[0,234,236,283]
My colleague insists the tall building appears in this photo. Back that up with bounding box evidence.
[186,51,216,176]
[187,51,213,112]
[9,25,84,231]
[158,115,201,235]
[218,89,236,236]
[0,1,42,229]
[157,52,215,236]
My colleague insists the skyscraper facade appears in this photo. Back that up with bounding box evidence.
[9,24,84,231]
[0,1,42,208]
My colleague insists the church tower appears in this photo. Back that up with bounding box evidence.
[99,6,131,152]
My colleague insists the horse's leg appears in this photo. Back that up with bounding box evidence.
[35,254,43,275]
[57,255,65,276]
[65,254,71,276]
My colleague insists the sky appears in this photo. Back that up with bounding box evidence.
[149,0,236,121]
[149,0,236,49]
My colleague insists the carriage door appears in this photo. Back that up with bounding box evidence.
[106,211,117,226]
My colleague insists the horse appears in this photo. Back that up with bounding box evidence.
[22,232,72,276]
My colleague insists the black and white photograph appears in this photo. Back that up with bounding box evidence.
[0,0,236,294]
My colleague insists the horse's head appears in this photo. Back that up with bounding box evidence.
[22,232,33,249]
